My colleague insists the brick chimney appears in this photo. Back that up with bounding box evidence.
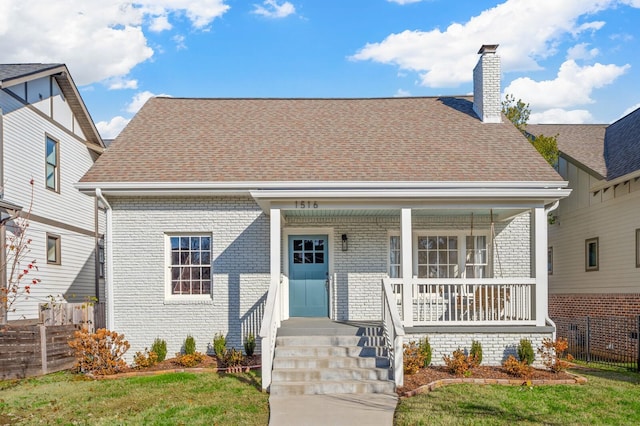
[473,44,501,123]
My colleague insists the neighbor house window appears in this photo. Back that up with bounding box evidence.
[389,235,401,278]
[45,136,59,191]
[585,237,599,272]
[47,234,60,264]
[548,247,553,275]
[169,235,211,295]
[636,229,640,268]
[98,238,105,278]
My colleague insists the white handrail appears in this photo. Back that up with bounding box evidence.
[259,274,284,391]
[382,278,405,387]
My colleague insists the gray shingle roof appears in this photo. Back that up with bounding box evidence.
[0,64,63,84]
[80,96,563,184]
[527,124,607,178]
[604,107,640,180]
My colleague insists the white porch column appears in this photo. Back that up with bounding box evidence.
[401,208,413,326]
[270,209,282,319]
[534,207,548,327]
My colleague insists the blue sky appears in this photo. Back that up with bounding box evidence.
[1,0,639,138]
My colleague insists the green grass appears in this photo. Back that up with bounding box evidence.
[395,368,640,425]
[0,370,268,425]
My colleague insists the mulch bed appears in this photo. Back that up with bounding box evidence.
[397,366,585,397]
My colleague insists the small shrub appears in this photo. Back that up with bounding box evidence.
[244,333,256,357]
[470,340,483,366]
[184,335,196,355]
[538,337,574,372]
[174,351,205,367]
[68,328,130,375]
[443,348,478,376]
[151,338,167,362]
[418,337,432,367]
[403,341,425,375]
[213,332,227,358]
[503,355,533,378]
[133,348,158,369]
[226,348,245,367]
[517,339,535,365]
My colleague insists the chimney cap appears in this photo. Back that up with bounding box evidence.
[478,44,499,54]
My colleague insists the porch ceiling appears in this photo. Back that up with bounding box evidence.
[282,207,529,220]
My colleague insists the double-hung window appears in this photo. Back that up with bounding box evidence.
[45,136,59,191]
[168,235,212,296]
[389,235,401,278]
[47,234,61,265]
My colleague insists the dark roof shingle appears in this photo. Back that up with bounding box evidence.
[81,97,563,184]
[604,107,640,180]
[0,64,63,84]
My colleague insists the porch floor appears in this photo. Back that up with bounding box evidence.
[277,318,382,336]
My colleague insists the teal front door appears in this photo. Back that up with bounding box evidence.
[289,235,329,317]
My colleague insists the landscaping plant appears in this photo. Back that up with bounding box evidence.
[418,337,432,367]
[470,340,483,365]
[226,348,245,367]
[175,352,205,367]
[133,348,158,369]
[184,334,196,355]
[518,338,535,365]
[403,341,426,375]
[443,348,478,376]
[151,337,167,362]
[68,328,130,375]
[538,337,574,372]
[213,332,227,358]
[503,355,533,378]
[244,333,256,357]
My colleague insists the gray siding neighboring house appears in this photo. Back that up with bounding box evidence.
[0,64,106,322]
[77,45,570,367]
[529,107,640,319]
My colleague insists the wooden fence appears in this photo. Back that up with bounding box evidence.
[39,302,106,332]
[0,324,77,380]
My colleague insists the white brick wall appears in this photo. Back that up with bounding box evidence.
[494,213,532,277]
[404,330,552,367]
[110,196,269,361]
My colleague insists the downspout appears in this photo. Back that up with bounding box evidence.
[95,189,114,330]
[544,200,560,340]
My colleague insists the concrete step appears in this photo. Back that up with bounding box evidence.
[274,345,388,359]
[272,367,390,382]
[275,335,387,347]
[273,355,390,370]
[269,379,396,396]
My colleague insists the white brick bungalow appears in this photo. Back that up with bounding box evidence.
[77,46,570,387]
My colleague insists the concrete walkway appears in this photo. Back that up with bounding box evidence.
[269,392,398,426]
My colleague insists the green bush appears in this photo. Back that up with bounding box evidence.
[518,339,535,365]
[418,337,432,367]
[244,333,256,357]
[151,338,167,362]
[184,335,196,355]
[213,332,227,358]
[470,340,483,366]
[226,348,245,367]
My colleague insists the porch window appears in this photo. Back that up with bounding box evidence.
[168,234,212,295]
[417,235,459,278]
[465,236,487,278]
[389,235,401,278]
[585,237,599,272]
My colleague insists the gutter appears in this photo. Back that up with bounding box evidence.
[95,189,115,331]
[544,200,560,340]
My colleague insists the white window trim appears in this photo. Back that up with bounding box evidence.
[411,229,491,279]
[164,232,213,302]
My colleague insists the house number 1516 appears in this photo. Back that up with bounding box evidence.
[295,201,318,209]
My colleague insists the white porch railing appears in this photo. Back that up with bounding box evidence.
[259,274,287,391]
[390,278,536,326]
[329,272,337,320]
[382,278,405,387]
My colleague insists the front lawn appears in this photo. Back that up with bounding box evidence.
[0,370,269,425]
[395,367,640,425]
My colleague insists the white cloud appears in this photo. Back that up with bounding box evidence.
[566,43,599,60]
[394,89,411,97]
[351,0,625,88]
[252,0,295,18]
[504,60,630,109]
[150,15,172,32]
[96,116,130,139]
[108,78,139,90]
[126,91,171,114]
[620,102,640,118]
[173,34,187,50]
[529,108,594,124]
[0,1,230,86]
